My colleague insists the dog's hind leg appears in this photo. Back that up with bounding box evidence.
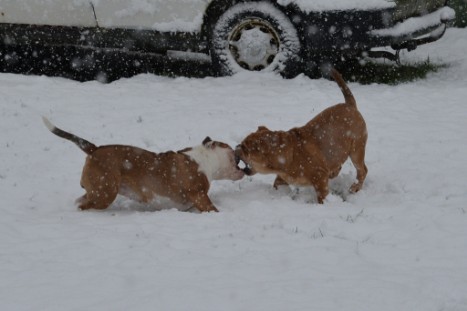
[77,165,121,210]
[77,185,119,210]
[349,142,368,193]
[77,190,118,210]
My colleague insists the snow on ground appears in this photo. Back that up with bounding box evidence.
[1,28,467,311]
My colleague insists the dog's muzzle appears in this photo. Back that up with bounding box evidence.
[235,144,254,175]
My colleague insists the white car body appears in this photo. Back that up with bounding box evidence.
[0,1,97,27]
[0,0,400,31]
[0,0,210,32]
[0,0,455,76]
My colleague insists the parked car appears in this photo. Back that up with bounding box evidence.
[0,0,456,77]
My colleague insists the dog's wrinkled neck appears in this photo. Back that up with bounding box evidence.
[181,145,224,182]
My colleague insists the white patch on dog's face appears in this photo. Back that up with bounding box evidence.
[183,143,244,182]
[211,146,245,181]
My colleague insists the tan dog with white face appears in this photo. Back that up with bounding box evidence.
[43,118,244,212]
[236,69,368,204]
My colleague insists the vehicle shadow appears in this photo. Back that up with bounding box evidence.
[1,45,442,84]
[1,45,213,82]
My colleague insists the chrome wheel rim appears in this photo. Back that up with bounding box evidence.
[228,18,280,71]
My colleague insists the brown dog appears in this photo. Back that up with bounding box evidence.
[43,118,244,212]
[235,69,367,203]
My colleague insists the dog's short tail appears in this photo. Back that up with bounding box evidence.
[42,117,97,155]
[330,68,356,107]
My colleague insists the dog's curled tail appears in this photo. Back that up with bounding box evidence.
[42,117,97,155]
[330,68,356,107]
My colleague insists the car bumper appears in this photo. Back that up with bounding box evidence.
[288,5,455,59]
[368,6,456,50]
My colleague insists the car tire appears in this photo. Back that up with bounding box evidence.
[210,1,301,77]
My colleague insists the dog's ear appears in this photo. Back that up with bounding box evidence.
[203,136,216,149]
[257,126,269,132]
[202,136,212,145]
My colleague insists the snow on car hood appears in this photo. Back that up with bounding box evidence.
[276,0,395,12]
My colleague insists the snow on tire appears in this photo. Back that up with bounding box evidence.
[210,1,301,76]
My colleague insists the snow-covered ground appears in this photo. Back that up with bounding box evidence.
[1,28,467,311]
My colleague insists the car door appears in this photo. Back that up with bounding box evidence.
[0,0,96,27]
[90,0,210,32]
